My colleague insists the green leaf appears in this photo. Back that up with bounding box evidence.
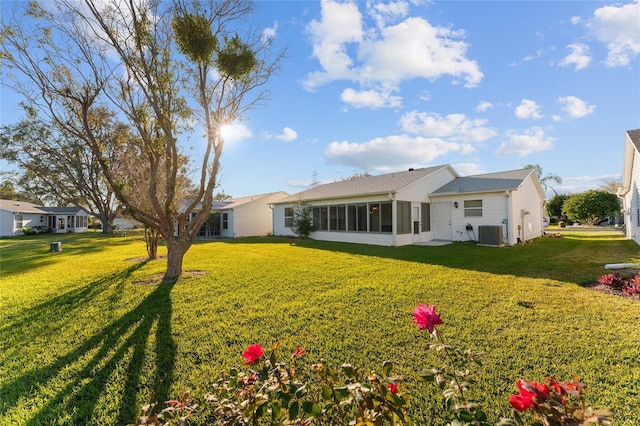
[322,384,333,401]
[302,401,322,418]
[382,360,393,377]
[289,401,299,420]
[341,363,355,377]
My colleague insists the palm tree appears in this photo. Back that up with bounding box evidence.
[524,164,562,195]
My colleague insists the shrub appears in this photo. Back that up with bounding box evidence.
[131,305,612,426]
[623,275,640,296]
[597,272,627,291]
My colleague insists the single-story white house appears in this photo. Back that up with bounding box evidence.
[0,199,89,237]
[185,192,289,238]
[218,192,289,238]
[271,166,545,247]
[618,129,640,245]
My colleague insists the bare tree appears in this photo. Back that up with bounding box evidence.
[1,0,280,280]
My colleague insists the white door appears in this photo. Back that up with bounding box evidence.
[432,202,452,240]
[412,205,421,242]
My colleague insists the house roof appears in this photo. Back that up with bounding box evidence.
[627,129,640,151]
[222,191,289,209]
[43,206,87,214]
[0,199,47,214]
[276,166,451,203]
[430,169,534,196]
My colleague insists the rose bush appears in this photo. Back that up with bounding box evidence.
[130,305,612,426]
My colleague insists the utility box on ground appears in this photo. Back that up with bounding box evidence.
[50,242,62,252]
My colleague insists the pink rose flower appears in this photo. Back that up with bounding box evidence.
[387,383,398,394]
[413,303,443,332]
[242,343,264,365]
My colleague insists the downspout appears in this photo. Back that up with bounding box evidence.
[389,192,396,246]
[505,191,511,244]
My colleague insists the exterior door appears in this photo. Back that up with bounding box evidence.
[412,205,421,242]
[432,202,452,240]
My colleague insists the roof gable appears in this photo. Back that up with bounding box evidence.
[620,129,640,196]
[277,165,452,203]
[223,191,289,209]
[430,169,535,196]
[627,129,640,151]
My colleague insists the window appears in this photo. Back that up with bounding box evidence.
[329,205,346,231]
[464,200,483,217]
[396,202,411,234]
[284,207,294,228]
[369,202,392,233]
[222,212,229,230]
[313,207,328,231]
[347,204,367,232]
[421,203,431,232]
[15,214,23,229]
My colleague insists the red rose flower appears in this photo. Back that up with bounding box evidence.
[413,303,443,332]
[509,394,535,412]
[242,343,264,365]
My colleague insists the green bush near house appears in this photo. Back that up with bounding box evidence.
[0,231,638,425]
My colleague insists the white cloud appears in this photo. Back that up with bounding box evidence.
[305,0,483,104]
[495,127,554,156]
[515,99,543,119]
[359,17,483,87]
[570,16,582,25]
[367,0,410,28]
[586,0,640,67]
[305,0,364,89]
[454,162,486,176]
[400,110,497,143]
[559,43,592,70]
[476,101,493,112]
[262,22,278,42]
[273,127,298,142]
[340,87,402,109]
[557,96,595,118]
[325,135,463,172]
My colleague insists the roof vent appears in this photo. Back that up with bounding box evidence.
[408,168,414,171]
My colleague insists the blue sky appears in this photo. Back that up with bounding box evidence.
[2,0,639,198]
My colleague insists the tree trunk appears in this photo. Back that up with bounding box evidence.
[145,227,160,260]
[163,241,188,282]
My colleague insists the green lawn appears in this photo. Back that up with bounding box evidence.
[1,230,639,425]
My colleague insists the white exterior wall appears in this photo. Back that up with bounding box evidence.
[622,146,640,244]
[430,193,510,243]
[223,192,288,238]
[510,177,544,244]
[0,210,12,237]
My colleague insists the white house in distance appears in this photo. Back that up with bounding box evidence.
[186,192,289,238]
[0,199,89,237]
[618,129,640,245]
[271,166,545,247]
[218,192,288,238]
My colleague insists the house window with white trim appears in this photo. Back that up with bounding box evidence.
[313,207,328,231]
[464,200,483,217]
[222,212,229,230]
[329,205,346,231]
[421,203,431,232]
[347,204,367,232]
[15,214,23,229]
[284,207,294,228]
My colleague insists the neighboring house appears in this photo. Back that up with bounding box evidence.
[272,166,545,247]
[184,192,289,238]
[219,192,289,238]
[429,169,545,245]
[0,199,89,237]
[618,129,640,245]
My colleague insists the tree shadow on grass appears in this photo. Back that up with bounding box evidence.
[0,262,177,425]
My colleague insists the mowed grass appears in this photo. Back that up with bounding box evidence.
[1,230,639,425]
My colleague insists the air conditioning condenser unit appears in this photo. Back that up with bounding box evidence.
[477,225,504,247]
